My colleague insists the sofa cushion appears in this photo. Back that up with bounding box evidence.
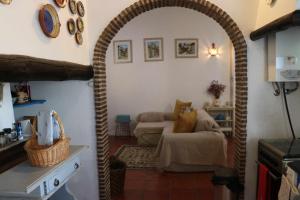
[173,99,192,120]
[173,110,197,133]
[137,112,164,122]
[134,122,165,137]
[163,112,175,121]
[195,109,220,132]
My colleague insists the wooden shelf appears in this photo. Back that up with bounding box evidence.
[0,55,94,82]
[0,140,27,174]
[13,100,46,108]
[0,137,29,153]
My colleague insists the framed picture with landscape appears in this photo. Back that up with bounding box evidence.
[113,40,133,64]
[175,38,198,58]
[144,38,164,62]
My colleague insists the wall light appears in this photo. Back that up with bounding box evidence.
[208,43,219,57]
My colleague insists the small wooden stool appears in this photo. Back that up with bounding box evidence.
[115,115,131,136]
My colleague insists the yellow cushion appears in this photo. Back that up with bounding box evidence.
[173,110,198,133]
[173,99,192,120]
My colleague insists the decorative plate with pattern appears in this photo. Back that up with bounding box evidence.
[54,0,68,8]
[0,0,12,5]
[69,0,77,14]
[67,18,76,35]
[75,31,83,45]
[76,1,85,17]
[39,4,61,38]
[76,17,84,32]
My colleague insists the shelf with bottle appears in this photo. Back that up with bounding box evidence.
[11,82,47,108]
[204,105,235,137]
[13,100,47,108]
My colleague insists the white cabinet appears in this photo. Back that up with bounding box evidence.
[0,146,86,200]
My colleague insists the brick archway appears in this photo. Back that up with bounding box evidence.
[93,1,248,199]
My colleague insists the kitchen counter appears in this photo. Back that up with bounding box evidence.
[0,137,29,153]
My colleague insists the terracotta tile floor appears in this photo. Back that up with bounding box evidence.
[109,136,234,200]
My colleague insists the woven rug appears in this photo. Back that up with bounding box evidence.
[115,145,158,169]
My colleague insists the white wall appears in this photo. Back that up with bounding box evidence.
[0,1,97,200]
[0,0,90,63]
[88,0,260,57]
[0,83,14,130]
[106,7,232,132]
[255,0,296,29]
[245,1,300,200]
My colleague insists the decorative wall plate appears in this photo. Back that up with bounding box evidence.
[67,19,76,35]
[0,0,12,5]
[39,4,61,38]
[54,0,68,8]
[75,31,83,45]
[76,17,84,32]
[76,1,85,17]
[69,0,77,14]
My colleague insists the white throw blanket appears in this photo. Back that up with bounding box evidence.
[278,175,300,200]
[156,126,227,170]
[37,110,60,146]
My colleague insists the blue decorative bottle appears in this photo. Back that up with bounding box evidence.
[16,122,23,140]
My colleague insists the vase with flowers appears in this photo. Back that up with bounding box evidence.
[207,80,226,107]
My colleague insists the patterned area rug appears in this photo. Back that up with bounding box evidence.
[115,145,158,169]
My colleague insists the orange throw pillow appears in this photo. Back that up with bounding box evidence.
[173,110,198,133]
[173,99,192,120]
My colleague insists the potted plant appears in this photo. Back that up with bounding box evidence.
[207,80,226,106]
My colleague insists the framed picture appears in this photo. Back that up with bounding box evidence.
[113,40,133,64]
[144,38,164,62]
[175,38,198,58]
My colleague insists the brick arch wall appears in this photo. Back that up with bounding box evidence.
[93,1,248,199]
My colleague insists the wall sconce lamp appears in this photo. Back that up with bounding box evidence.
[208,43,219,57]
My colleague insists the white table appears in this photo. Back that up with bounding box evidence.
[0,145,86,200]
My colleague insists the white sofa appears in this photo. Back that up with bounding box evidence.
[134,110,228,171]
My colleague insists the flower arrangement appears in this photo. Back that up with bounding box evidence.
[207,80,226,99]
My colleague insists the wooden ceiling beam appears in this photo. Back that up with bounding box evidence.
[250,10,300,41]
[0,55,94,82]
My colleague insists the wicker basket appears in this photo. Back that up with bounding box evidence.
[24,111,70,167]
